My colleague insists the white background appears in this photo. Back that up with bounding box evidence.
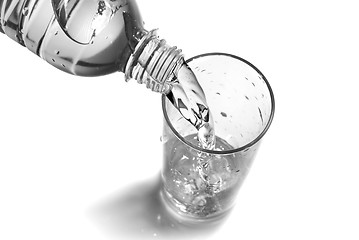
[1,0,358,239]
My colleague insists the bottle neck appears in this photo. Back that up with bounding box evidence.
[125,30,184,94]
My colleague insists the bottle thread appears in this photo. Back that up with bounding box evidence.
[125,30,184,94]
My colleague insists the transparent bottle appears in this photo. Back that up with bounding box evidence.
[0,0,185,94]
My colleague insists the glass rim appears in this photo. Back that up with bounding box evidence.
[161,52,275,155]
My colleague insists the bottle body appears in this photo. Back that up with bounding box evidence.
[0,0,144,76]
[0,0,190,95]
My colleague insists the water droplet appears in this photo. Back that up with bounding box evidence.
[22,7,29,16]
[258,107,264,125]
[220,112,227,117]
[55,50,60,55]
[52,58,55,62]
[54,31,58,36]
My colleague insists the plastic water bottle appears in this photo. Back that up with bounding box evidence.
[0,0,185,93]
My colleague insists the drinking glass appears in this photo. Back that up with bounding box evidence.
[161,53,275,220]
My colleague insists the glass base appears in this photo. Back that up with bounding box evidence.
[160,187,232,223]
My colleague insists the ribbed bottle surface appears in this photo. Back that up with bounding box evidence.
[125,30,184,94]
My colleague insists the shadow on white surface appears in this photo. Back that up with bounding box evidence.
[89,175,229,240]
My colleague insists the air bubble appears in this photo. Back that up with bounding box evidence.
[192,195,206,207]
